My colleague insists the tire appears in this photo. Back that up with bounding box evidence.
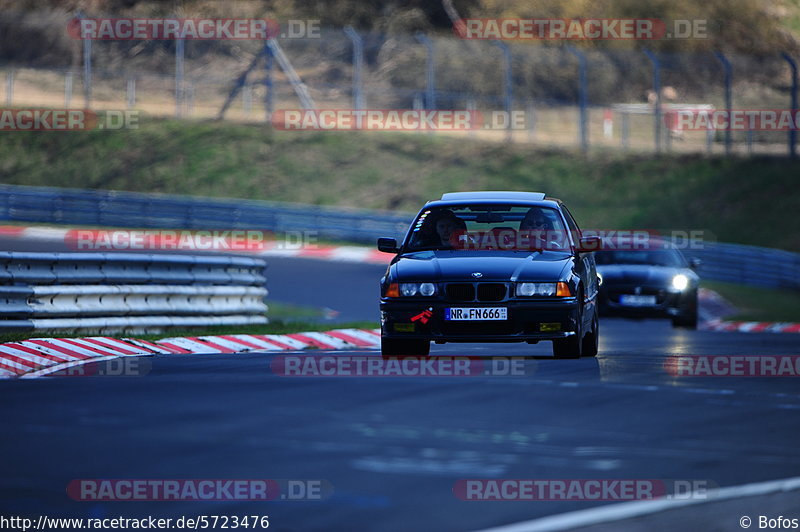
[672,312,698,329]
[553,288,583,359]
[381,337,431,358]
[581,312,599,357]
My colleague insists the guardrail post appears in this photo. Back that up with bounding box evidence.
[344,27,365,112]
[567,46,589,153]
[175,35,185,118]
[782,52,798,158]
[493,40,514,142]
[416,33,436,110]
[643,50,661,153]
[714,51,733,155]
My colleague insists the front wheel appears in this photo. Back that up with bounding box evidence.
[381,337,431,358]
[582,312,599,357]
[553,288,584,359]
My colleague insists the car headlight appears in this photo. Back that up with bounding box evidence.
[672,274,689,291]
[400,283,418,296]
[397,282,437,297]
[419,282,436,296]
[516,282,556,297]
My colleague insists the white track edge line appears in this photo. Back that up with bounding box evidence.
[473,476,800,532]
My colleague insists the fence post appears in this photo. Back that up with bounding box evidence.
[643,50,661,153]
[567,46,589,153]
[264,42,274,122]
[493,40,513,141]
[466,97,476,138]
[714,51,732,155]
[527,99,536,142]
[175,36,185,118]
[77,12,92,109]
[5,71,13,106]
[781,52,798,158]
[126,78,135,109]
[344,26,365,111]
[416,33,436,110]
[621,112,630,150]
[82,40,92,108]
[64,72,73,107]
[243,84,253,114]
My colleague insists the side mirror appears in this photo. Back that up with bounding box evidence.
[689,257,701,270]
[578,236,602,253]
[377,237,399,254]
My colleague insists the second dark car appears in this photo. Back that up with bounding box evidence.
[595,244,700,328]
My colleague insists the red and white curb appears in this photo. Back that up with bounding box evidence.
[0,329,381,379]
[701,319,800,333]
[0,225,389,264]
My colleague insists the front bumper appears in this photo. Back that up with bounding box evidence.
[380,298,580,342]
[598,285,697,318]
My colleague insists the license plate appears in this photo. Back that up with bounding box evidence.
[445,307,507,320]
[619,294,657,307]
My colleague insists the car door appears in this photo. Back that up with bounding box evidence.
[560,205,598,326]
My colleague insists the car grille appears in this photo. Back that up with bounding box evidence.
[446,283,475,301]
[445,283,508,302]
[477,283,506,301]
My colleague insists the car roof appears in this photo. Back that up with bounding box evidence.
[427,191,560,209]
[439,191,546,201]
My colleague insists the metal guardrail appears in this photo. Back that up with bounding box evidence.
[1,184,798,291]
[0,252,268,332]
[681,242,800,290]
[0,184,413,244]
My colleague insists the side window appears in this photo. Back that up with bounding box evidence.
[560,205,581,246]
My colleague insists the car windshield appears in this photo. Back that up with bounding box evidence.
[595,249,685,267]
[405,204,571,252]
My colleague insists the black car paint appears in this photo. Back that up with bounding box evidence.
[379,199,598,345]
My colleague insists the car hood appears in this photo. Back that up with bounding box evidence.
[391,250,572,281]
[596,264,692,285]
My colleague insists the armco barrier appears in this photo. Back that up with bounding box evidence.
[0,183,413,243]
[0,252,268,332]
[1,184,799,290]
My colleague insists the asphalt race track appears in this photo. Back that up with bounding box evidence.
[2,246,800,531]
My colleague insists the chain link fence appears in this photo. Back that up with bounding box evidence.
[1,11,798,155]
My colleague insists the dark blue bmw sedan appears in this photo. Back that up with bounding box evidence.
[377,191,601,359]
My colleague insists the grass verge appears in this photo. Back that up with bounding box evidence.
[1,117,799,251]
[702,281,800,322]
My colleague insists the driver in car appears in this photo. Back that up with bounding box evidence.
[435,213,467,248]
[519,208,564,250]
